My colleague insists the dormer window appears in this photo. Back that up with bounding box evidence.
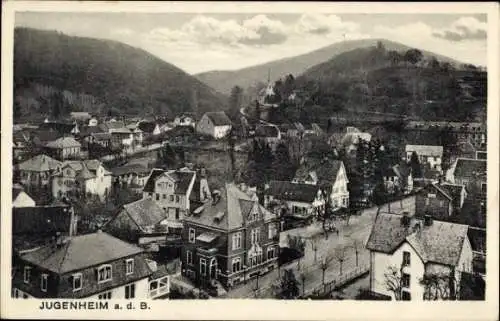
[126,259,134,275]
[97,264,112,283]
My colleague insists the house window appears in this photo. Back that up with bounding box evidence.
[232,232,242,250]
[176,195,180,203]
[189,228,196,243]
[252,208,259,221]
[187,250,193,265]
[126,259,134,275]
[41,274,48,292]
[156,193,160,201]
[251,228,260,244]
[402,290,411,301]
[73,273,82,291]
[170,195,174,202]
[97,264,112,283]
[402,273,410,288]
[23,267,31,284]
[267,247,276,260]
[232,257,241,273]
[268,224,277,239]
[125,284,136,299]
[98,291,112,300]
[200,258,207,276]
[402,251,411,266]
[163,194,166,199]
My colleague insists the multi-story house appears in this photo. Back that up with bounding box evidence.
[196,111,232,139]
[181,183,279,293]
[12,231,169,299]
[293,157,349,209]
[264,180,325,220]
[405,145,443,172]
[44,136,82,160]
[446,158,486,200]
[110,163,150,192]
[52,160,112,200]
[142,168,197,223]
[16,154,62,191]
[366,212,473,300]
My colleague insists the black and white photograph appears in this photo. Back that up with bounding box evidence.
[1,1,498,320]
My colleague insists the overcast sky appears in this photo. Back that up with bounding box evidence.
[15,12,487,74]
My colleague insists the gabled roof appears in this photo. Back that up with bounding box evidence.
[137,121,158,133]
[203,111,232,126]
[453,158,486,179]
[185,183,276,231]
[142,169,167,193]
[267,181,322,203]
[405,145,443,156]
[142,168,195,194]
[45,136,81,149]
[20,232,147,274]
[366,213,469,266]
[294,157,344,188]
[122,198,167,228]
[422,183,453,201]
[18,154,61,172]
[441,183,466,205]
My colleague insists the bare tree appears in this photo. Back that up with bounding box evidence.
[310,238,319,263]
[352,240,360,267]
[320,255,335,285]
[300,272,307,297]
[384,265,404,300]
[334,246,347,275]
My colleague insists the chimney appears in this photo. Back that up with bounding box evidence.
[400,211,411,227]
[424,214,433,227]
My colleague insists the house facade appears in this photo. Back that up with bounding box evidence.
[366,213,473,300]
[45,137,82,161]
[17,154,61,190]
[110,163,150,191]
[415,184,454,220]
[196,112,232,139]
[12,232,168,299]
[52,160,112,200]
[446,158,486,199]
[174,115,196,128]
[142,168,197,223]
[181,183,279,292]
[405,145,443,172]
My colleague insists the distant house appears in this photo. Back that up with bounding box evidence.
[254,124,281,146]
[52,160,112,200]
[446,158,486,198]
[12,231,168,299]
[264,180,325,220]
[341,127,372,153]
[12,186,36,208]
[138,121,161,137]
[88,116,99,127]
[109,127,143,149]
[415,183,462,220]
[70,111,92,122]
[181,183,279,291]
[17,154,61,190]
[293,158,349,209]
[87,132,113,148]
[142,167,197,224]
[196,111,232,139]
[104,198,170,246]
[405,145,443,172]
[110,163,150,191]
[174,114,196,128]
[45,136,82,160]
[366,213,473,300]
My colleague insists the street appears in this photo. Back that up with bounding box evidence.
[226,195,415,298]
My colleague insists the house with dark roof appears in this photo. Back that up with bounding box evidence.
[17,154,62,190]
[415,183,458,220]
[446,158,486,200]
[45,136,82,160]
[366,213,473,300]
[52,160,112,201]
[264,181,326,220]
[196,111,232,139]
[137,121,161,137]
[142,167,197,225]
[182,183,279,293]
[12,186,36,208]
[12,231,169,299]
[293,157,349,209]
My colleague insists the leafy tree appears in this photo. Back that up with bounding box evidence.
[428,56,440,69]
[387,50,402,66]
[371,182,388,216]
[404,48,423,65]
[277,269,300,299]
[272,142,296,181]
[229,85,243,121]
[409,151,423,178]
[419,270,458,300]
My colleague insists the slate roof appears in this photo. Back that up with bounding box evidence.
[366,213,469,266]
[20,232,148,274]
[294,157,343,188]
[45,136,81,149]
[91,132,112,140]
[121,198,167,228]
[142,168,195,194]
[454,158,487,179]
[138,122,158,133]
[405,145,443,157]
[18,154,61,172]
[53,160,107,179]
[255,125,280,138]
[267,180,321,203]
[185,183,276,231]
[204,111,232,126]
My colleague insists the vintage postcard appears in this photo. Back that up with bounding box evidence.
[1,1,499,320]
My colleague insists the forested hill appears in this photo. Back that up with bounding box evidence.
[14,27,227,122]
[262,43,486,124]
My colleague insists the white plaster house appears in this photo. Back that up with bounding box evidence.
[406,145,443,172]
[196,111,232,139]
